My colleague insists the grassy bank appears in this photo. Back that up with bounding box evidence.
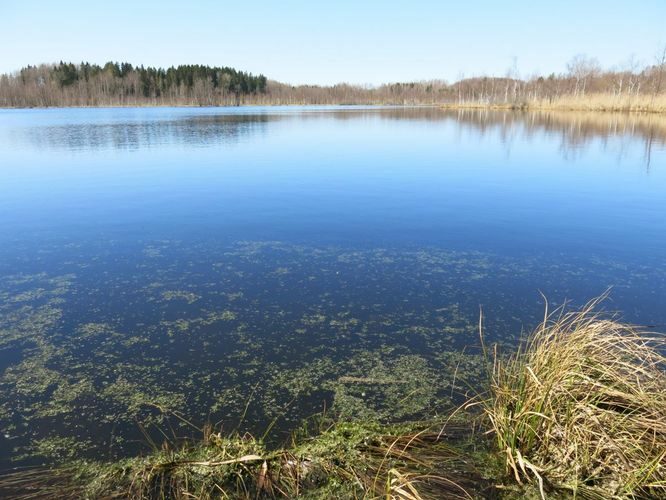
[2,302,664,499]
[442,93,666,113]
[0,419,498,499]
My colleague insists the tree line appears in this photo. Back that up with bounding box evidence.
[0,54,664,108]
[0,61,267,107]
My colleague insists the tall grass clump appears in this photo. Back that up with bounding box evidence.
[484,299,666,498]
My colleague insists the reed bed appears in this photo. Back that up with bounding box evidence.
[443,93,666,113]
[482,299,666,499]
[530,94,666,113]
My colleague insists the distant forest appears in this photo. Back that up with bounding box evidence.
[0,55,665,109]
[0,62,268,107]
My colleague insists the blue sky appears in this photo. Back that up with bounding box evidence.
[1,0,664,85]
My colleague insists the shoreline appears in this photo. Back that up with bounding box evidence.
[1,102,665,114]
[440,103,666,114]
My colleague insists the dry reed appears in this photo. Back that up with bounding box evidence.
[443,93,666,114]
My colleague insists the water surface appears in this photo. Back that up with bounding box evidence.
[0,107,664,465]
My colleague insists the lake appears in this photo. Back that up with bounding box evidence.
[0,106,664,466]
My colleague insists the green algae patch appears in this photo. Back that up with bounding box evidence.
[161,290,201,304]
[331,354,447,421]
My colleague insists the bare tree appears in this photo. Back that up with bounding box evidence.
[567,54,601,96]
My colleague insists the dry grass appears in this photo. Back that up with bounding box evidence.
[530,94,666,113]
[443,93,666,113]
[482,298,666,499]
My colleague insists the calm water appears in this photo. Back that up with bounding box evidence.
[0,107,665,466]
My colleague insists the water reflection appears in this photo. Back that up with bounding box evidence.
[2,107,665,164]
[365,108,666,166]
[442,109,666,167]
[6,112,276,151]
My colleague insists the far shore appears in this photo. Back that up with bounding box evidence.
[2,95,666,114]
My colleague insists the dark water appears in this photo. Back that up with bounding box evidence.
[0,107,664,466]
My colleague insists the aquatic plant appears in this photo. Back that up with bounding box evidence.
[0,419,494,499]
[2,248,665,498]
[480,299,666,498]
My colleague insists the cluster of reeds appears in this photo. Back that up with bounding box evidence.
[529,94,666,113]
[482,299,666,498]
[443,93,666,113]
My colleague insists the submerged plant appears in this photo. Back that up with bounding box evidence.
[481,298,666,498]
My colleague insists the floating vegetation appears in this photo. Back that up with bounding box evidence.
[0,267,663,498]
[11,297,663,498]
[161,290,201,304]
[0,240,664,484]
[331,354,448,422]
